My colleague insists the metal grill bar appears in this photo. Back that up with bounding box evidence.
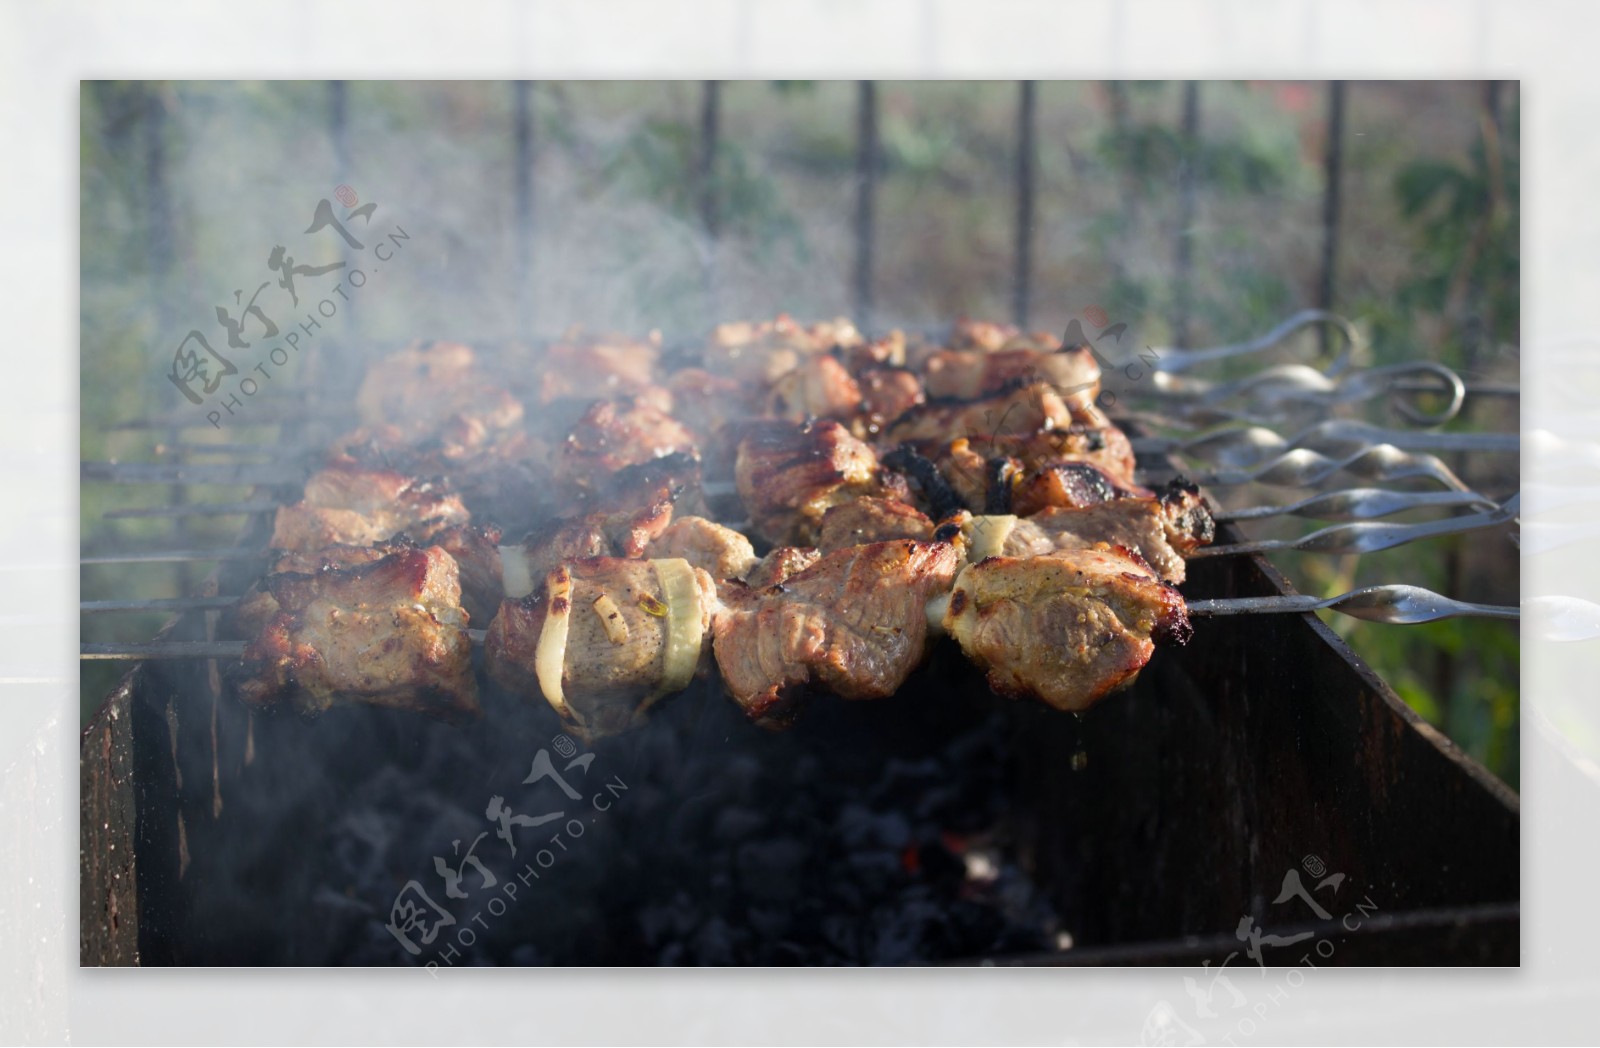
[1013,80,1037,329]
[854,81,879,328]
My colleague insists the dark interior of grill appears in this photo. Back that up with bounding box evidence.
[83,494,1519,967]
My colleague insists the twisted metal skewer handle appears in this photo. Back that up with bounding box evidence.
[1187,585,1520,625]
[1133,419,1518,468]
[1150,309,1360,376]
[1195,496,1519,558]
[1198,443,1473,493]
[1148,360,1468,427]
[1214,487,1497,523]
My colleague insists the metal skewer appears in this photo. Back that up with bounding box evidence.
[81,581,1526,662]
[1145,360,1468,427]
[82,461,307,486]
[1195,443,1472,493]
[1187,585,1519,625]
[83,629,490,660]
[1213,487,1496,523]
[1148,309,1361,376]
[82,547,265,566]
[81,596,240,614]
[1132,419,1518,467]
[1194,496,1518,559]
[103,499,282,520]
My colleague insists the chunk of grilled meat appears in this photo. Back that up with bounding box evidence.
[1010,461,1150,517]
[232,545,478,722]
[535,330,662,405]
[855,367,926,435]
[225,541,408,638]
[269,465,471,553]
[948,317,1024,352]
[355,340,524,439]
[885,381,1078,446]
[942,544,1190,712]
[556,396,700,491]
[816,497,935,553]
[734,419,911,546]
[646,515,758,580]
[766,354,864,423]
[431,523,506,624]
[485,557,717,740]
[958,482,1214,584]
[922,347,1100,406]
[707,314,863,386]
[712,539,961,726]
[743,546,822,589]
[926,429,1133,513]
[325,420,551,535]
[842,330,909,372]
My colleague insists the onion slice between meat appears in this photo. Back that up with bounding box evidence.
[642,557,703,711]
[500,545,534,599]
[534,564,581,729]
[964,514,1017,562]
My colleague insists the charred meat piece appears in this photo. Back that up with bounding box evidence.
[734,419,910,546]
[556,396,700,491]
[712,539,961,726]
[766,354,864,423]
[431,523,506,625]
[535,331,662,404]
[816,497,935,553]
[855,367,926,435]
[233,545,478,722]
[707,314,862,386]
[743,546,822,589]
[928,430,1134,513]
[225,540,408,638]
[328,421,551,535]
[842,330,908,372]
[520,485,679,585]
[486,557,717,740]
[885,381,1077,446]
[959,487,1213,583]
[1011,461,1151,517]
[646,515,758,580]
[516,453,701,585]
[942,544,1190,713]
[355,340,523,440]
[948,317,1022,352]
[269,465,471,553]
[922,347,1100,405]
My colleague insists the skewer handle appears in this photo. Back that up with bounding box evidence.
[82,547,264,565]
[81,597,240,614]
[81,641,249,660]
[80,629,489,660]
[1187,585,1520,625]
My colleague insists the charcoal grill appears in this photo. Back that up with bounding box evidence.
[79,425,1519,967]
[80,80,1519,966]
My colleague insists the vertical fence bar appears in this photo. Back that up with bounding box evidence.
[1171,80,1200,348]
[698,80,721,319]
[1318,81,1347,359]
[854,81,879,328]
[1013,81,1038,329]
[513,80,535,333]
[142,83,191,594]
[1106,80,1136,289]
